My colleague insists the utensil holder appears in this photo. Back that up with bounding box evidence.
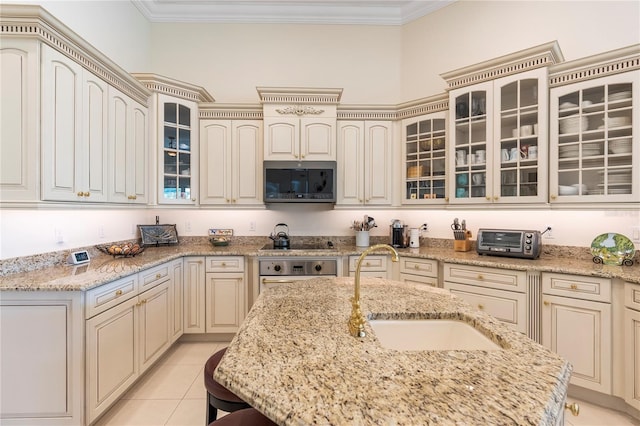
[355,231,370,247]
[453,231,472,252]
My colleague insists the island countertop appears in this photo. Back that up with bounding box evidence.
[214,277,572,425]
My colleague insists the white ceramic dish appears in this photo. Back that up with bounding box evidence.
[558,185,579,195]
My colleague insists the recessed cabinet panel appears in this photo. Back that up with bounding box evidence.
[625,306,640,410]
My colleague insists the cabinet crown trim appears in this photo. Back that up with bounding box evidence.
[132,73,215,102]
[199,103,263,120]
[441,40,564,90]
[257,86,343,104]
[1,4,150,105]
[548,43,640,87]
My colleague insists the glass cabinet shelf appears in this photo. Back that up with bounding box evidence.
[403,114,447,203]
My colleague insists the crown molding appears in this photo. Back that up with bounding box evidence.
[132,73,215,103]
[548,43,640,88]
[0,4,150,105]
[256,86,343,104]
[337,104,397,120]
[396,93,449,120]
[199,103,263,120]
[441,41,564,90]
[130,0,456,25]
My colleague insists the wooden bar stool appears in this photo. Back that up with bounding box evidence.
[208,408,277,426]
[204,348,251,424]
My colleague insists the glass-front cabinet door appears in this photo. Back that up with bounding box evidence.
[159,94,198,204]
[550,71,639,203]
[449,82,493,204]
[402,112,447,204]
[449,68,548,204]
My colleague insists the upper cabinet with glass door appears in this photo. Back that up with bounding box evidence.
[401,107,448,205]
[442,42,563,205]
[548,45,639,204]
[133,74,215,205]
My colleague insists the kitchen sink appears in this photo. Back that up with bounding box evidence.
[369,319,502,351]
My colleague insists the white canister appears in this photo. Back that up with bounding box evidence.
[409,228,420,248]
[355,231,370,247]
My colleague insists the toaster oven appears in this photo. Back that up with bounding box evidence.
[476,229,542,259]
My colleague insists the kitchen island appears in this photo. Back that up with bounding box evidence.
[215,277,572,425]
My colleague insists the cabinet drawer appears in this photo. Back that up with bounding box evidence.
[542,273,611,303]
[445,282,527,334]
[139,263,171,291]
[399,257,438,278]
[349,255,387,272]
[205,256,244,273]
[85,274,138,319]
[625,282,640,311]
[444,263,526,292]
[399,273,438,288]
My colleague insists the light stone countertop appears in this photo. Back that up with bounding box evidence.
[214,277,572,425]
[1,240,639,290]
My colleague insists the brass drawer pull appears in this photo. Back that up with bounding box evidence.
[156,273,162,279]
[115,289,123,296]
[570,284,578,290]
[565,402,580,416]
[543,301,550,306]
[477,304,484,310]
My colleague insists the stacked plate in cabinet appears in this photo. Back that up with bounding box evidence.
[559,114,588,134]
[609,138,632,154]
[608,91,632,102]
[559,145,579,158]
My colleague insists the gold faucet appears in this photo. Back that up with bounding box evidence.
[348,244,399,338]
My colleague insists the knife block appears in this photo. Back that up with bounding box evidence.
[453,231,472,252]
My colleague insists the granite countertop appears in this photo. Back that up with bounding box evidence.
[214,277,572,425]
[1,239,639,291]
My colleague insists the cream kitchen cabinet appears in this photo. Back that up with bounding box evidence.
[200,120,263,205]
[401,113,447,204]
[108,86,148,204]
[183,256,206,333]
[541,272,612,394]
[549,63,639,203]
[86,265,172,424]
[624,283,640,411]
[0,37,40,202]
[348,255,389,279]
[443,263,528,334]
[398,257,438,289]
[337,121,393,206]
[447,68,549,204]
[169,258,184,343]
[204,256,246,333]
[41,45,109,202]
[263,117,336,161]
[0,291,84,426]
[157,94,198,204]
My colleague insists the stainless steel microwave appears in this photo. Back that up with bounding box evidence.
[264,161,336,203]
[476,229,542,259]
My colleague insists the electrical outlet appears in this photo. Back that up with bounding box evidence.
[250,221,256,231]
[632,226,640,242]
[54,228,64,244]
[98,225,105,238]
[185,221,192,232]
[544,225,553,239]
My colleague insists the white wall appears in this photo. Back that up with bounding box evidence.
[400,0,640,100]
[148,22,402,103]
[1,0,151,72]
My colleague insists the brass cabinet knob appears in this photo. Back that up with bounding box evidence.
[115,289,123,296]
[192,198,196,202]
[493,196,499,201]
[543,300,550,306]
[414,265,420,269]
[77,191,84,197]
[477,274,484,280]
[221,262,226,267]
[570,284,578,290]
[477,304,484,310]
[551,194,557,200]
[445,197,449,202]
[156,273,161,279]
[565,402,580,416]
[198,260,203,264]
[486,196,491,201]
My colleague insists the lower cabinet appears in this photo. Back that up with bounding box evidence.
[85,264,173,424]
[625,282,640,411]
[398,257,438,289]
[205,256,246,333]
[443,263,528,334]
[348,254,389,278]
[184,256,247,334]
[169,258,184,343]
[541,273,612,394]
[0,292,84,426]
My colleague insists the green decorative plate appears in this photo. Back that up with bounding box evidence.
[590,233,636,266]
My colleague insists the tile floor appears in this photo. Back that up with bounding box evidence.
[96,341,639,426]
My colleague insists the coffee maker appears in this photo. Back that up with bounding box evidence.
[390,219,408,248]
